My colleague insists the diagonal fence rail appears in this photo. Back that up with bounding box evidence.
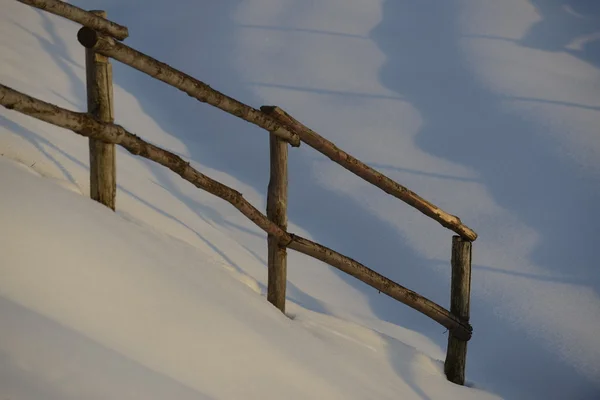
[0,84,472,341]
[3,0,477,385]
[76,27,475,241]
[16,0,129,39]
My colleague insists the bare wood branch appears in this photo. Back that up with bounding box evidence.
[16,0,128,40]
[261,106,478,241]
[86,10,116,210]
[444,236,473,384]
[267,133,288,312]
[76,28,300,147]
[0,84,472,340]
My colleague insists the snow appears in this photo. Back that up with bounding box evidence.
[0,157,497,399]
[1,0,599,398]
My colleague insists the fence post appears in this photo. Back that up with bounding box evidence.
[85,10,116,210]
[445,235,472,385]
[266,132,288,312]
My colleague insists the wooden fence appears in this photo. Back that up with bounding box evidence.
[3,0,477,385]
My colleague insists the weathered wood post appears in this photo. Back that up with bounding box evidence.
[445,235,473,385]
[85,10,116,210]
[266,132,288,312]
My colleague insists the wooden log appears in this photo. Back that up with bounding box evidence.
[444,235,473,385]
[0,84,472,340]
[16,0,128,40]
[85,10,116,210]
[287,235,472,341]
[266,133,288,312]
[76,28,300,147]
[261,106,478,242]
[0,84,290,241]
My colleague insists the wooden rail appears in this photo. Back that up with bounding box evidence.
[5,0,478,384]
[0,84,472,341]
[16,0,129,40]
[74,27,476,241]
[0,85,288,238]
[76,28,301,147]
[262,106,477,241]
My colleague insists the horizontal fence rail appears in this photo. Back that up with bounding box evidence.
[16,0,129,40]
[0,83,472,341]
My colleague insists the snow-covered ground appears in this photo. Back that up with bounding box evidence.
[1,0,599,398]
[1,156,498,400]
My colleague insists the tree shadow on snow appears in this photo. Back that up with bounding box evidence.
[371,0,600,398]
[520,0,600,69]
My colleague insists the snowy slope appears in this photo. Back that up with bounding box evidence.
[1,0,600,398]
[0,156,501,400]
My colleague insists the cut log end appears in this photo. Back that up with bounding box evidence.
[460,226,478,242]
[288,136,301,148]
[77,27,99,48]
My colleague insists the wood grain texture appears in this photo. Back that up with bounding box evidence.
[444,235,473,385]
[266,134,288,312]
[85,10,116,210]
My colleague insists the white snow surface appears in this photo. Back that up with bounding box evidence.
[0,157,496,400]
[1,0,599,398]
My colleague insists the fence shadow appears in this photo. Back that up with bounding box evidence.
[0,115,80,186]
[10,12,86,105]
